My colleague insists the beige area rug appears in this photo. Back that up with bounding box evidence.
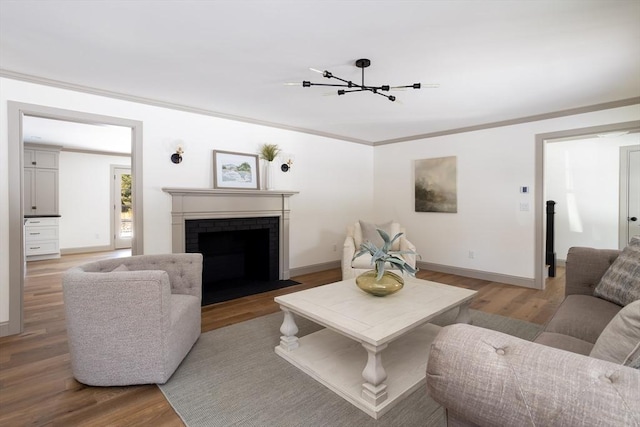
[159,309,542,426]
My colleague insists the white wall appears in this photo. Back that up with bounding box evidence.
[1,76,638,326]
[372,105,640,281]
[58,151,131,249]
[0,77,374,324]
[545,133,640,260]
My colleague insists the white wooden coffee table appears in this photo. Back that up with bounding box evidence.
[274,277,477,419]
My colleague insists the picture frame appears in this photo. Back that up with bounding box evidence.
[414,156,457,213]
[213,150,260,190]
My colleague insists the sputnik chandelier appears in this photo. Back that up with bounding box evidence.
[301,58,424,102]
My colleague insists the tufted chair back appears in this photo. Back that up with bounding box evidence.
[73,253,202,299]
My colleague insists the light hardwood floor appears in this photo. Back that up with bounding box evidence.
[0,251,566,426]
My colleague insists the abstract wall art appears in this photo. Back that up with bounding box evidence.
[415,156,457,213]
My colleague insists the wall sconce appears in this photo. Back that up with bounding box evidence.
[170,144,184,164]
[281,153,294,172]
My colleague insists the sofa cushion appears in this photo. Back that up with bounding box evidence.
[534,332,593,355]
[358,220,401,251]
[594,236,640,306]
[590,300,640,366]
[111,264,130,272]
[543,295,620,344]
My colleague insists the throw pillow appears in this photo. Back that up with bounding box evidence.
[628,354,640,370]
[359,220,401,251]
[111,264,130,272]
[593,236,640,307]
[590,300,640,366]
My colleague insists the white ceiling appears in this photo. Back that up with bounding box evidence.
[1,0,639,146]
[22,116,132,154]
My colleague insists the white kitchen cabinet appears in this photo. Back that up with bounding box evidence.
[24,148,59,169]
[24,145,61,216]
[25,217,60,261]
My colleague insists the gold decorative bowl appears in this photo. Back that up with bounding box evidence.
[355,270,404,297]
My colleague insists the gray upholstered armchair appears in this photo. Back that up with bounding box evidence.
[62,253,203,386]
[342,220,416,280]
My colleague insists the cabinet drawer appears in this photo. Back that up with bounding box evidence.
[25,217,58,227]
[25,240,59,255]
[25,226,59,241]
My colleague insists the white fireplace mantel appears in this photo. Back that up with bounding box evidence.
[162,187,298,279]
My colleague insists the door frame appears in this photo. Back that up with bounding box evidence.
[5,101,143,336]
[111,165,133,249]
[534,120,640,289]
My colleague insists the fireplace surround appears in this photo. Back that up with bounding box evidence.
[162,188,298,280]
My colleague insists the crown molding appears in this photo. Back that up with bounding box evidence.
[2,69,637,147]
[0,69,373,146]
[374,97,640,145]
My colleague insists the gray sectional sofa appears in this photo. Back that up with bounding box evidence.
[426,244,640,426]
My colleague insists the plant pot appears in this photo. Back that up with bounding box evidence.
[264,161,274,190]
[355,270,404,297]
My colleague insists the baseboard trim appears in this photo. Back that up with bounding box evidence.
[290,261,341,277]
[290,260,537,288]
[61,245,114,255]
[0,321,12,338]
[417,261,538,289]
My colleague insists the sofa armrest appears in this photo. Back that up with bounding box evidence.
[426,324,640,427]
[342,235,357,279]
[566,247,620,296]
[399,236,417,268]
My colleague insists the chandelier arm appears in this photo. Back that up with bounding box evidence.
[390,83,422,89]
[306,82,354,88]
[337,88,369,93]
[374,91,396,102]
[327,74,360,88]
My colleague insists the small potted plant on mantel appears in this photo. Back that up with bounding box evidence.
[352,228,418,296]
[258,143,281,190]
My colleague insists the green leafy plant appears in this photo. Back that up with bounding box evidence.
[258,143,281,162]
[353,229,418,281]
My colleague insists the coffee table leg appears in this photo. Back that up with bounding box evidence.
[361,342,388,406]
[279,307,299,351]
[454,300,473,324]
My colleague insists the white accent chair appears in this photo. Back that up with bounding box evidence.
[342,220,417,280]
[62,253,203,386]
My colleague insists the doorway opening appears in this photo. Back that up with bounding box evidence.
[112,166,133,249]
[534,120,640,289]
[5,101,143,337]
[544,131,639,259]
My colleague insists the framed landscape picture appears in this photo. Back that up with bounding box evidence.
[213,150,260,189]
[415,156,457,213]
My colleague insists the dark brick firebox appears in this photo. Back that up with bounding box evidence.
[185,217,285,305]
